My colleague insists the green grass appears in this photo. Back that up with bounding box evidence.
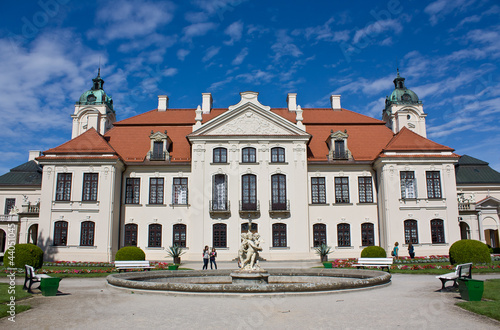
[456,279,500,321]
[0,283,32,319]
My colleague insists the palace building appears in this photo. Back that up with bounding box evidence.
[1,71,499,262]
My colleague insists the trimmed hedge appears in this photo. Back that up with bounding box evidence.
[449,239,491,265]
[360,246,387,258]
[13,244,44,269]
[115,246,146,261]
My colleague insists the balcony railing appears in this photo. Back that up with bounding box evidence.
[330,151,349,160]
[0,215,18,222]
[458,202,475,211]
[209,200,230,213]
[239,200,260,213]
[22,202,40,214]
[269,200,290,213]
[147,151,167,161]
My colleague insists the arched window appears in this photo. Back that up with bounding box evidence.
[337,223,350,247]
[173,224,186,247]
[213,223,227,248]
[148,224,162,247]
[271,174,287,210]
[361,223,374,246]
[271,147,285,163]
[0,229,5,253]
[404,220,419,244]
[212,174,228,210]
[241,174,257,210]
[124,223,138,246]
[430,219,445,244]
[242,147,256,163]
[313,224,327,247]
[273,223,287,247]
[28,224,38,245]
[54,221,68,246]
[80,221,95,246]
[213,147,227,163]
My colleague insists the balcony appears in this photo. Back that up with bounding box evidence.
[147,150,166,161]
[239,200,260,214]
[458,202,475,211]
[209,200,230,214]
[269,200,290,214]
[21,202,40,215]
[0,215,18,222]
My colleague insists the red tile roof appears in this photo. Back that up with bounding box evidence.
[43,128,117,155]
[383,127,454,152]
[42,107,456,164]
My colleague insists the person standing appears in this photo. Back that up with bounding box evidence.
[210,247,217,270]
[408,242,415,259]
[202,245,209,270]
[393,242,399,259]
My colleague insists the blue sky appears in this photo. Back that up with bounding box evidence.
[0,0,499,174]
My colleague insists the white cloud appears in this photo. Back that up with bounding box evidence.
[185,11,209,23]
[424,0,476,25]
[271,30,302,61]
[202,46,220,62]
[182,22,218,42]
[236,70,274,84]
[232,47,248,65]
[208,76,233,91]
[193,0,248,16]
[224,21,243,45]
[90,0,175,42]
[177,49,190,61]
[335,75,394,96]
[353,19,403,44]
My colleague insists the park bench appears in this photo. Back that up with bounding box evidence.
[114,260,154,272]
[352,257,393,272]
[436,262,472,291]
[23,264,52,293]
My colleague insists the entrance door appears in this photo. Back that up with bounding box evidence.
[459,222,470,240]
[485,229,499,248]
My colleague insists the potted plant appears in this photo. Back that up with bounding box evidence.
[167,244,185,265]
[315,244,333,263]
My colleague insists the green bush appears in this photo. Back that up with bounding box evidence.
[115,246,145,261]
[449,239,491,265]
[360,246,387,258]
[13,244,44,269]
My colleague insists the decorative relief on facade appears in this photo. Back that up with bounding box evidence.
[207,112,292,136]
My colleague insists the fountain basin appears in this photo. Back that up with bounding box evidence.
[107,268,391,294]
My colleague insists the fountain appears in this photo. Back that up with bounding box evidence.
[107,224,391,294]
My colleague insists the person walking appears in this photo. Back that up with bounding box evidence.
[210,247,217,270]
[392,242,399,259]
[408,242,415,259]
[202,245,209,270]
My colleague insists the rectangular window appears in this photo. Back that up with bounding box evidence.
[335,177,349,203]
[172,178,188,205]
[149,178,164,204]
[334,140,346,159]
[56,173,72,201]
[400,171,416,199]
[242,174,257,210]
[80,221,95,246]
[242,147,256,163]
[311,177,326,204]
[152,141,164,160]
[148,224,162,247]
[426,171,442,199]
[173,224,186,247]
[271,147,285,163]
[272,223,287,247]
[213,224,227,248]
[125,178,141,204]
[361,223,375,246]
[4,198,15,214]
[213,148,227,163]
[358,177,373,203]
[337,223,350,247]
[82,173,98,201]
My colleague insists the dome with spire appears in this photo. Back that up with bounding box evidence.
[385,69,421,107]
[76,69,114,111]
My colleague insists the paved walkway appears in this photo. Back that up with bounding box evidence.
[2,262,500,329]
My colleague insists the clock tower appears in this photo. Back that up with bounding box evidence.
[382,69,427,137]
[71,69,115,139]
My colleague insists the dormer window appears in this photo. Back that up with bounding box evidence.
[327,130,351,160]
[147,130,171,161]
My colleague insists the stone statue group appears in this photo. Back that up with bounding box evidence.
[238,231,263,270]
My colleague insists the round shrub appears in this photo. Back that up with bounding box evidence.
[449,239,491,265]
[360,246,387,258]
[115,246,145,261]
[13,243,44,269]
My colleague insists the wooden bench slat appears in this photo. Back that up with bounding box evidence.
[114,260,154,272]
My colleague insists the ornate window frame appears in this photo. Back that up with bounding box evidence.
[327,130,352,160]
[147,130,171,161]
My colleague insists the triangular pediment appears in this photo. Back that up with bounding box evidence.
[477,196,500,208]
[189,101,309,138]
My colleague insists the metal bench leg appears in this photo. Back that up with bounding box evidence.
[439,278,448,291]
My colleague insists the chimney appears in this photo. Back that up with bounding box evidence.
[287,93,297,111]
[330,95,341,110]
[29,150,41,162]
[158,95,169,111]
[202,93,212,114]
